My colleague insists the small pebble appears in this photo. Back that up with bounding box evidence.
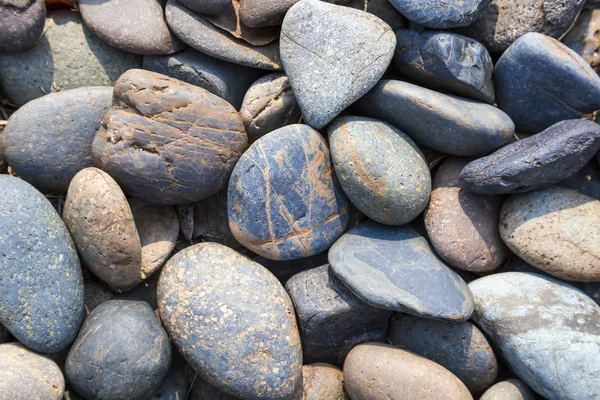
[302,363,346,400]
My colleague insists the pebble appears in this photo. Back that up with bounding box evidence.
[355,80,515,156]
[285,265,391,366]
[0,342,65,400]
[480,379,536,400]
[228,124,349,261]
[157,243,303,399]
[329,221,474,320]
[0,0,45,52]
[302,363,346,400]
[177,0,230,15]
[2,86,112,193]
[562,8,600,74]
[469,272,600,399]
[92,69,248,205]
[280,0,396,129]
[559,160,600,200]
[328,116,431,226]
[388,0,490,29]
[0,175,84,353]
[65,300,171,400]
[0,11,141,106]
[494,32,600,134]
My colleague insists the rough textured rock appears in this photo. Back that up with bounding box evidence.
[388,0,490,29]
[0,175,84,353]
[84,281,114,313]
[469,272,600,399]
[562,8,600,74]
[240,73,302,143]
[2,87,112,193]
[0,11,141,106]
[499,186,600,282]
[328,116,431,226]
[494,33,600,134]
[0,343,65,400]
[285,265,391,366]
[425,157,508,273]
[158,243,303,399]
[480,380,536,400]
[329,221,474,320]
[63,168,142,292]
[355,80,514,156]
[344,343,473,400]
[302,363,346,400]
[558,161,600,200]
[228,124,349,260]
[92,69,247,205]
[280,0,395,129]
[0,0,46,52]
[66,300,171,400]
[177,0,229,15]
[393,30,494,103]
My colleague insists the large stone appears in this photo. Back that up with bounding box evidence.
[0,0,45,52]
[469,272,600,399]
[280,0,395,129]
[302,363,345,400]
[329,221,474,320]
[494,32,600,134]
[480,380,536,400]
[0,175,84,353]
[355,80,514,156]
[177,0,229,15]
[158,243,302,399]
[388,0,490,29]
[562,8,600,74]
[328,116,431,226]
[92,69,247,205]
[1,87,112,193]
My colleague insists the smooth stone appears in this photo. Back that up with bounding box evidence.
[393,30,494,103]
[177,0,229,15]
[0,11,141,106]
[355,80,515,156]
[285,265,391,366]
[302,363,345,400]
[494,32,600,134]
[63,168,142,292]
[344,343,473,400]
[328,116,431,226]
[460,119,600,195]
[558,161,600,200]
[500,186,600,282]
[228,124,349,260]
[165,0,281,70]
[280,0,395,129]
[92,69,248,205]
[425,157,508,273]
[480,379,536,400]
[66,300,171,400]
[144,359,188,400]
[84,281,114,313]
[563,8,600,74]
[469,272,600,399]
[144,49,263,110]
[388,314,498,394]
[0,343,65,400]
[0,0,45,52]
[2,86,112,192]
[240,73,302,143]
[0,175,84,353]
[78,0,184,55]
[158,243,303,399]
[329,221,474,320]
[389,0,490,29]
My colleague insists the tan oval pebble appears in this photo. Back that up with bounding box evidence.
[303,363,347,400]
[480,379,536,400]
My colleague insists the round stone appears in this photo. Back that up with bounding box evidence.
[562,8,600,75]
[302,363,345,400]
[389,0,490,29]
[0,0,46,52]
[480,379,536,400]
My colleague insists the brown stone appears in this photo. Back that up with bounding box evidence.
[302,363,347,400]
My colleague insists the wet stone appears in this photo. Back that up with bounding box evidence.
[0,0,46,52]
[562,8,600,74]
[302,363,346,400]
[480,379,536,400]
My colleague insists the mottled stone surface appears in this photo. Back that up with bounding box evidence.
[302,363,346,400]
[480,379,535,400]
[280,0,395,129]
[563,8,600,74]
[158,243,303,399]
[425,157,508,273]
[558,161,600,200]
[228,124,349,260]
[66,300,171,400]
[63,168,142,292]
[93,69,247,205]
[355,80,514,156]
[286,265,391,366]
[0,11,141,106]
[178,0,229,15]
[344,343,473,400]
[329,221,474,319]
[393,30,494,103]
[494,33,600,134]
[500,186,600,282]
[388,0,489,29]
[0,175,84,353]
[469,273,600,399]
[0,0,45,52]
[328,116,431,225]
[2,87,112,192]
[0,343,65,400]
[84,281,114,313]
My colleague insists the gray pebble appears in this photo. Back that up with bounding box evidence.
[0,0,45,52]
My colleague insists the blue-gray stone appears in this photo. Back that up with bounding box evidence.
[388,0,491,29]
[329,221,474,320]
[0,0,45,52]
[0,175,84,353]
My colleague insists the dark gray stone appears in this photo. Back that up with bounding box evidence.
[2,86,112,193]
[494,32,600,134]
[0,175,84,353]
[562,8,600,75]
[355,80,514,156]
[0,0,45,52]
[480,379,536,400]
[177,0,229,15]
[558,161,600,200]
[388,0,490,29]
[0,323,9,344]
[329,221,474,320]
